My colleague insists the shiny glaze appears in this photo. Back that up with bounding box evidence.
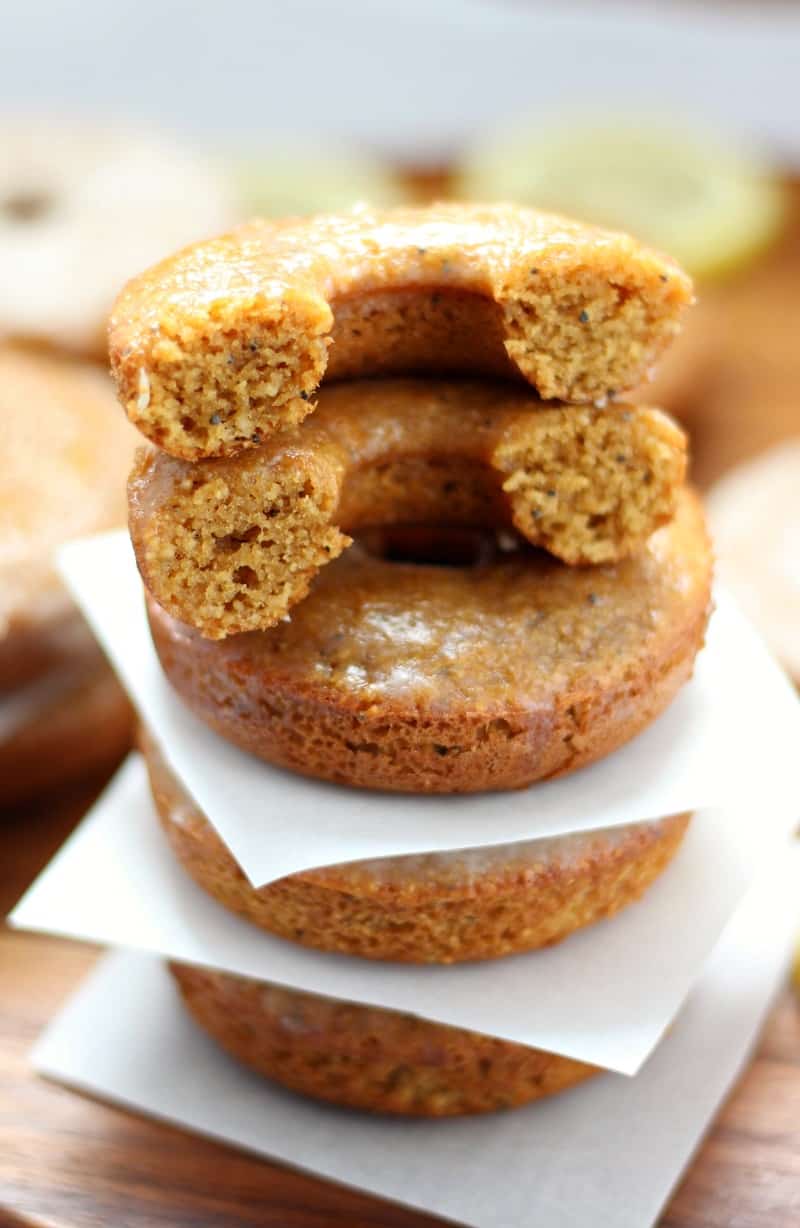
[111,201,691,348]
[169,487,710,715]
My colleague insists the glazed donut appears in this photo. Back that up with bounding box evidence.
[0,120,235,359]
[144,727,690,962]
[0,346,137,801]
[109,201,694,461]
[129,378,687,639]
[170,963,598,1116]
[146,488,712,794]
[0,347,138,647]
[0,639,132,808]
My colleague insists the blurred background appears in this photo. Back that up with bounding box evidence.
[2,0,800,821]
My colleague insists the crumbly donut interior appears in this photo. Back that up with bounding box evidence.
[132,450,349,638]
[129,299,330,461]
[129,388,685,639]
[501,265,670,403]
[495,404,684,565]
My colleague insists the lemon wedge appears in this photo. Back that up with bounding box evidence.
[234,149,409,219]
[457,124,785,281]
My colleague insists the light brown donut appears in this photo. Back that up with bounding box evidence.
[170,963,599,1116]
[0,347,138,645]
[0,640,132,808]
[144,729,690,963]
[146,488,712,794]
[109,202,693,461]
[129,378,686,639]
[0,346,137,803]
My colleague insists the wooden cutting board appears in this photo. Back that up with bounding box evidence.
[2,776,799,1228]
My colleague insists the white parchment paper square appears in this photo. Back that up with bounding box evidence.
[31,844,800,1228]
[57,532,800,887]
[11,757,799,1074]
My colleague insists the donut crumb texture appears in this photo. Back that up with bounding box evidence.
[129,379,686,639]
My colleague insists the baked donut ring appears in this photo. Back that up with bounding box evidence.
[0,646,132,808]
[0,120,235,360]
[129,378,687,639]
[110,202,693,461]
[144,726,690,963]
[0,346,136,801]
[169,964,598,1116]
[146,488,712,793]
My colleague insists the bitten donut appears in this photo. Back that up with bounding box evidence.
[130,378,687,639]
[0,120,235,360]
[110,201,694,461]
[144,728,690,962]
[170,964,599,1116]
[147,487,712,793]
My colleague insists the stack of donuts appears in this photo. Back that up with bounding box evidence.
[110,202,712,1116]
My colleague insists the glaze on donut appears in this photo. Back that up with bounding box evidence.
[146,488,712,793]
[129,378,686,639]
[110,202,693,460]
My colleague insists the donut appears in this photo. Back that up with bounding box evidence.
[146,487,712,793]
[0,120,235,360]
[169,963,599,1116]
[129,377,687,639]
[707,440,800,682]
[0,629,132,808]
[1,348,138,641]
[144,729,690,962]
[109,202,693,461]
[0,347,138,801]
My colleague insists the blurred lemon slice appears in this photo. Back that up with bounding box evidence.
[234,149,410,219]
[457,124,785,280]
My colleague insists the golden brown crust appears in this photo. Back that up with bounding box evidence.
[169,964,599,1116]
[144,729,690,962]
[129,378,687,639]
[146,488,712,793]
[109,202,693,460]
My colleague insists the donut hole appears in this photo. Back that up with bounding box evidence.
[327,289,516,384]
[129,381,686,638]
[3,189,55,222]
[356,525,507,569]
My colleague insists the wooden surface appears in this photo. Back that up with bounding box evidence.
[1,778,799,1228]
[3,186,800,1228]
